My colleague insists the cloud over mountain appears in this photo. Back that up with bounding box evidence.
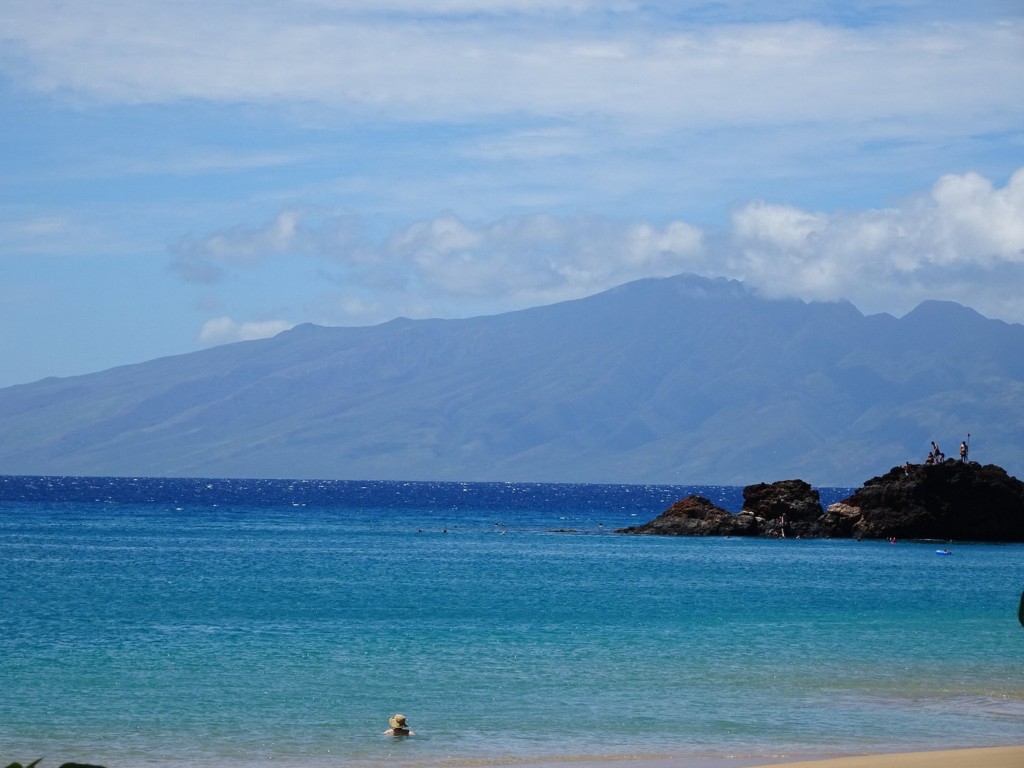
[727,167,1024,319]
[167,167,1024,343]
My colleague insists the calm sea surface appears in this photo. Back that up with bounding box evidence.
[2,476,1022,767]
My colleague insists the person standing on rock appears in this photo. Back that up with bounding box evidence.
[960,440,969,463]
[931,441,944,462]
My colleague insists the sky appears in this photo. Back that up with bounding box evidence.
[2,0,1023,388]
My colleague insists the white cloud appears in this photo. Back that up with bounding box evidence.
[197,316,295,347]
[0,208,151,259]
[929,170,1024,266]
[173,167,1024,326]
[3,2,1020,142]
[170,210,309,283]
[176,210,706,319]
[0,214,76,255]
[725,167,1024,318]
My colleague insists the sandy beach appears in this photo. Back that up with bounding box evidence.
[745,746,1024,768]
[512,746,1024,768]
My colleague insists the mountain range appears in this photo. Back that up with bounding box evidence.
[2,273,1022,486]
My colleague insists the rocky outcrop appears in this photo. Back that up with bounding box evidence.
[617,462,1024,542]
[829,461,1024,542]
[617,480,818,537]
[741,479,823,538]
[615,495,756,536]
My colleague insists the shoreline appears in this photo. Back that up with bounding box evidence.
[47,746,1024,768]
[493,746,1024,768]
[743,746,1024,768]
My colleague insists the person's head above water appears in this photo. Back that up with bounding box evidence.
[386,713,413,735]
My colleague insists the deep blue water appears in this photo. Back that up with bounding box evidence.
[1,476,1022,768]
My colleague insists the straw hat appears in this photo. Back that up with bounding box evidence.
[389,714,409,729]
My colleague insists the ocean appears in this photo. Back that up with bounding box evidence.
[2,476,1022,768]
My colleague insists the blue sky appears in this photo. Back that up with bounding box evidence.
[2,0,1023,388]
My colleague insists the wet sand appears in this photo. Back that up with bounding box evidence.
[743,746,1024,768]
[508,745,1024,768]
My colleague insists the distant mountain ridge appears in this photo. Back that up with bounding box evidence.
[1,273,1022,486]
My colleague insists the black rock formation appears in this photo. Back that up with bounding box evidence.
[826,461,1024,542]
[617,479,820,537]
[618,463,1024,542]
[741,479,823,538]
[616,495,760,536]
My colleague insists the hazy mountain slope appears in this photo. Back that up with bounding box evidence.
[1,274,1022,485]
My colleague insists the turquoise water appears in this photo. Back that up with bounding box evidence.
[2,478,1022,767]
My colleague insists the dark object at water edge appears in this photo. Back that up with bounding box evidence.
[617,461,1024,543]
[3,761,106,768]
